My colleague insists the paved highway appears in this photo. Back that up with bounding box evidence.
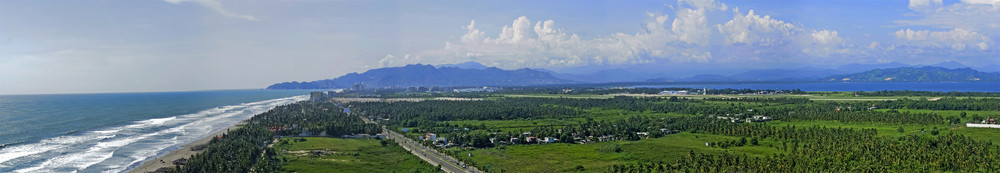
[359,116,480,173]
[383,127,481,173]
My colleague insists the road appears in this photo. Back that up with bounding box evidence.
[359,116,481,173]
[382,127,481,173]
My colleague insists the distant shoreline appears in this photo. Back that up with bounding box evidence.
[127,122,243,173]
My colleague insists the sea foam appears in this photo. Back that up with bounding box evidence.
[0,95,307,172]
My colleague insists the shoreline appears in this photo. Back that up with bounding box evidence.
[127,122,243,173]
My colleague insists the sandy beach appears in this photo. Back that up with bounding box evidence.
[127,122,243,173]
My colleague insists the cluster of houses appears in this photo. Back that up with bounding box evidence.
[417,128,686,148]
[401,86,503,93]
[715,114,772,123]
[513,132,557,144]
[452,86,501,93]
[420,133,449,147]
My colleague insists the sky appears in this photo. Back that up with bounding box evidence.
[1,0,998,95]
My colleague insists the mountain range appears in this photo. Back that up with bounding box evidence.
[266,64,571,89]
[266,61,1000,89]
[824,66,1000,82]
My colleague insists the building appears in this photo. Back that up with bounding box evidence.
[425,133,437,141]
[750,115,772,122]
[526,136,538,143]
[510,137,520,144]
[966,123,1000,128]
[543,137,556,143]
[310,92,324,102]
[327,91,337,98]
[352,83,366,91]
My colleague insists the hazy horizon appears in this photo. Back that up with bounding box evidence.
[2,0,998,95]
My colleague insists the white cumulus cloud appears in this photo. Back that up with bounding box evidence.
[716,10,797,46]
[894,28,991,50]
[715,10,845,57]
[384,0,855,69]
[909,0,943,10]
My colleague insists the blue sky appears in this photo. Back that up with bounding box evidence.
[1,0,998,94]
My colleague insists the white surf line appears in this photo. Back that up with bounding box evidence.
[0,95,307,172]
[115,95,307,172]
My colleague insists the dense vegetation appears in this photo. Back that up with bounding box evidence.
[173,102,382,173]
[344,90,1000,172]
[181,127,282,172]
[174,86,1000,172]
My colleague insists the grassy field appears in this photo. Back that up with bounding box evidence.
[451,133,781,173]
[504,94,614,99]
[503,92,985,101]
[443,108,691,133]
[869,108,1000,142]
[274,137,440,173]
[950,126,1000,143]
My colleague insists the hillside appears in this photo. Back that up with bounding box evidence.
[824,67,1000,82]
[266,64,572,89]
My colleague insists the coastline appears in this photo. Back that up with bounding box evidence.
[127,122,243,173]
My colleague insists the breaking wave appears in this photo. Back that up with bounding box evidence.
[0,95,307,173]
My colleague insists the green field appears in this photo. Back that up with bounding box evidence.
[274,137,441,173]
[451,132,782,172]
[443,108,690,133]
[503,92,951,101]
[339,89,1000,172]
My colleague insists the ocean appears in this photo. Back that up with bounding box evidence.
[0,90,310,172]
[632,82,1000,92]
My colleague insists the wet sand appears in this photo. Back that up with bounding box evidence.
[127,123,241,173]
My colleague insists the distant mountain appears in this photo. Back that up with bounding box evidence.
[727,68,841,81]
[552,68,662,83]
[654,68,839,82]
[823,67,1000,82]
[835,62,910,73]
[928,61,969,69]
[267,64,572,89]
[435,61,489,70]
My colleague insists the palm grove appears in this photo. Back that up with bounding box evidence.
[168,88,1000,172]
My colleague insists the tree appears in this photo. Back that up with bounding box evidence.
[897,126,905,133]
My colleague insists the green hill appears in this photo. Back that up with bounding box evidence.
[824,67,1000,82]
[266,64,573,89]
